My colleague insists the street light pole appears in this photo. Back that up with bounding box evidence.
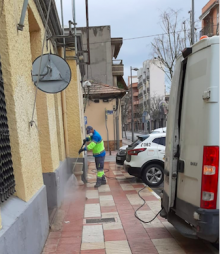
[130,67,134,142]
[130,67,139,142]
[191,0,195,45]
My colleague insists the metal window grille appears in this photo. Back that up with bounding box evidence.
[0,60,15,202]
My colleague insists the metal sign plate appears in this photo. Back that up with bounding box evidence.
[32,54,71,94]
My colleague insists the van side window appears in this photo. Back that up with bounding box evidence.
[152,138,161,145]
[160,137,166,146]
[152,137,166,146]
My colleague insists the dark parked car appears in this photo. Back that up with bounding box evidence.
[116,135,149,165]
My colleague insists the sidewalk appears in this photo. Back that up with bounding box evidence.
[87,151,118,162]
[42,162,218,254]
[122,138,131,146]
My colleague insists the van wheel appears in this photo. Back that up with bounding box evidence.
[142,164,164,187]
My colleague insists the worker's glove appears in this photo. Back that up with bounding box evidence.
[83,137,90,145]
[78,147,86,154]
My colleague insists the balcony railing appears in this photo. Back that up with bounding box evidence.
[138,81,143,89]
[200,23,215,37]
[112,60,124,76]
[138,92,143,99]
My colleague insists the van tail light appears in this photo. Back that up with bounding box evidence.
[201,146,219,209]
[128,148,146,156]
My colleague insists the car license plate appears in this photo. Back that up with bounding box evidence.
[117,157,122,160]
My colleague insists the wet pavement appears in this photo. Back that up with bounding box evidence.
[42,161,218,254]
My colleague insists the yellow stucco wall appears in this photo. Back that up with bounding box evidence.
[28,4,60,173]
[65,51,85,158]
[0,0,47,202]
[85,99,122,142]
[55,48,66,161]
[54,93,66,161]
[0,3,85,234]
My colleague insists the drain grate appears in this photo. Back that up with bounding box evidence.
[86,218,116,224]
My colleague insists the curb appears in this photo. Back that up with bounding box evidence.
[147,186,161,199]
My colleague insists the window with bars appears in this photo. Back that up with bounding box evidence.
[0,60,15,202]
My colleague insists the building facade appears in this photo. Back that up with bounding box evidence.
[77,26,126,89]
[137,59,166,132]
[200,0,219,37]
[84,82,125,151]
[0,1,85,253]
[127,76,140,132]
[77,26,127,149]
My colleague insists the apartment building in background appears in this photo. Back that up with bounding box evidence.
[77,26,127,149]
[137,59,166,132]
[200,0,219,37]
[126,76,140,132]
[77,26,126,89]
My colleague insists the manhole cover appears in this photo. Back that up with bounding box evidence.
[86,218,116,224]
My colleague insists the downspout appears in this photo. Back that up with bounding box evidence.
[85,0,90,64]
[60,0,66,59]
[105,109,110,153]
[60,0,69,156]
[72,0,77,57]
[115,98,120,150]
[113,112,116,150]
[61,91,69,157]
[17,0,29,31]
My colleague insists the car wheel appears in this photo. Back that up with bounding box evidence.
[142,164,164,187]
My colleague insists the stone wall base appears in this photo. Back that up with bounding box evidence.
[43,157,87,211]
[0,186,49,254]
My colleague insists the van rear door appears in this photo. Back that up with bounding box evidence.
[175,39,219,217]
[163,55,184,212]
[163,38,219,212]
[163,37,219,242]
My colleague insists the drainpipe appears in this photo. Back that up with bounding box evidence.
[105,109,110,153]
[72,0,77,57]
[17,0,29,31]
[116,113,120,150]
[85,0,90,64]
[115,98,120,150]
[60,0,69,156]
[60,0,66,59]
[61,91,69,157]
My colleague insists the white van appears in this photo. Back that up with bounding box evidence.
[161,36,219,243]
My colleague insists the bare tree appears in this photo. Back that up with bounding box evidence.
[121,93,131,139]
[151,9,198,88]
[134,103,143,131]
[150,96,167,129]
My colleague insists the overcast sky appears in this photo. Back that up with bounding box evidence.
[55,0,208,85]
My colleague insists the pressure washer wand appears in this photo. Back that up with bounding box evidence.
[72,141,86,172]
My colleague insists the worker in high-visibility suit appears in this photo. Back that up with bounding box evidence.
[79,126,106,188]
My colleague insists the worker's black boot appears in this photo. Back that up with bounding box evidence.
[101,175,107,185]
[94,177,102,188]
